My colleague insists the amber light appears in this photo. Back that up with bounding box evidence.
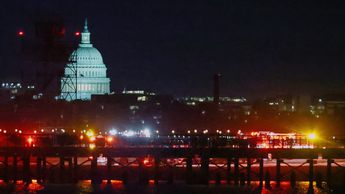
[106,136,113,143]
[27,137,33,144]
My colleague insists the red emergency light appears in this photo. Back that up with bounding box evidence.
[18,31,24,37]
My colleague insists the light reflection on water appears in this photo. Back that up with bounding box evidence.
[0,180,335,194]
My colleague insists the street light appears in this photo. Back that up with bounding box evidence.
[308,133,316,140]
[27,136,33,147]
[106,136,113,143]
[307,133,317,148]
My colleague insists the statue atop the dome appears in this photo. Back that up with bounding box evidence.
[83,18,89,33]
[80,18,91,45]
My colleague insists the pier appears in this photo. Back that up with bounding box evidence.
[0,147,344,190]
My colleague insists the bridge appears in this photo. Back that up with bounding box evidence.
[0,147,345,191]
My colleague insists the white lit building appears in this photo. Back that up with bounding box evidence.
[60,19,110,101]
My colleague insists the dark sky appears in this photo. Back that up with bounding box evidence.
[1,0,345,98]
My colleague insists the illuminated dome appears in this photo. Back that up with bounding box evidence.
[60,19,111,101]
[69,47,104,66]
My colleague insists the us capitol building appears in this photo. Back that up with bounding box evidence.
[60,19,110,101]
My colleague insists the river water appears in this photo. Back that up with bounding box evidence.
[0,180,339,194]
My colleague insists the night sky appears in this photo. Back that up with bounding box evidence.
[1,1,345,99]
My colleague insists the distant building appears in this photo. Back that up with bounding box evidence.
[296,94,311,114]
[177,96,246,106]
[92,90,173,128]
[0,82,22,101]
[0,82,37,102]
[316,94,345,115]
[265,95,296,113]
[60,19,110,101]
[92,90,172,106]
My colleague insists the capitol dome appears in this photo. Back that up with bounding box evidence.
[69,47,104,66]
[60,19,111,101]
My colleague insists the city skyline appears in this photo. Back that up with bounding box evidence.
[1,1,345,99]
[2,2,345,193]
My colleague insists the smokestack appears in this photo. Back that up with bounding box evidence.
[213,73,221,105]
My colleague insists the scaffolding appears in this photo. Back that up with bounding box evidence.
[60,51,78,101]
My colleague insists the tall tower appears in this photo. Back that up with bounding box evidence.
[60,19,110,101]
[213,73,221,105]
